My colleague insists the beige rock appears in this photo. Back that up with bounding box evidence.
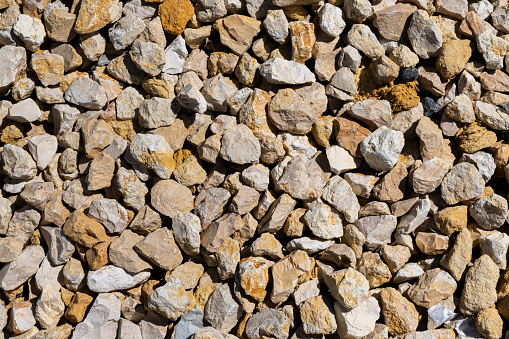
[380,287,419,335]
[440,228,472,281]
[373,4,416,41]
[415,233,449,255]
[214,15,262,55]
[271,250,312,303]
[86,152,115,191]
[407,268,457,308]
[436,39,472,79]
[434,205,468,235]
[299,296,337,335]
[151,180,194,218]
[324,268,369,310]
[62,211,107,248]
[460,254,499,315]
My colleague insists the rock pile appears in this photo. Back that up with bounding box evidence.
[1,0,509,338]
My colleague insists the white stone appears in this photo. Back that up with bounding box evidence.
[8,98,41,123]
[259,58,316,85]
[87,265,151,293]
[147,278,191,321]
[71,293,121,339]
[393,263,425,283]
[172,212,202,256]
[163,35,188,74]
[322,176,360,223]
[334,297,380,339]
[0,245,45,291]
[12,14,46,51]
[319,4,346,37]
[88,198,128,233]
[360,126,405,172]
[27,135,58,170]
[326,145,360,174]
[480,231,509,269]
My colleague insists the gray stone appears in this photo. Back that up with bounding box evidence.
[360,126,404,172]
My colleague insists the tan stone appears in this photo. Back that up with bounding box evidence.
[62,211,107,248]
[372,162,407,203]
[289,21,315,63]
[86,241,109,271]
[214,15,262,55]
[380,287,419,335]
[334,117,371,158]
[271,250,312,303]
[86,152,115,191]
[64,292,94,323]
[434,205,468,235]
[415,232,449,255]
[135,228,183,271]
[239,257,271,302]
[74,0,119,34]
[457,122,497,154]
[436,39,472,79]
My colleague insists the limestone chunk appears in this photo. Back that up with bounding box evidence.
[408,10,443,59]
[460,255,499,315]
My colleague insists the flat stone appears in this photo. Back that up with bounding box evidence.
[245,308,291,339]
[64,77,108,110]
[440,228,472,281]
[214,15,262,55]
[12,14,45,51]
[347,24,384,60]
[480,232,509,269]
[304,200,343,240]
[30,52,64,87]
[0,46,27,94]
[8,98,41,123]
[275,155,326,200]
[354,215,397,250]
[151,180,194,218]
[373,3,416,41]
[138,97,179,129]
[324,267,369,310]
[74,0,119,34]
[259,57,315,85]
[220,124,261,164]
[204,283,242,333]
[135,228,182,271]
[407,268,457,308]
[271,250,312,303]
[87,265,151,293]
[62,211,107,248]
[0,245,44,291]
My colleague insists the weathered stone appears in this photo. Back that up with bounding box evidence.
[460,254,499,315]
[441,163,485,205]
[408,10,443,59]
[215,15,262,55]
[324,268,369,310]
[204,283,242,332]
[271,250,312,303]
[347,24,384,60]
[151,180,194,218]
[334,297,380,339]
[360,126,405,172]
[300,296,337,335]
[380,287,419,335]
[469,194,508,230]
[63,211,107,248]
[158,0,194,35]
[436,39,472,79]
[354,215,397,250]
